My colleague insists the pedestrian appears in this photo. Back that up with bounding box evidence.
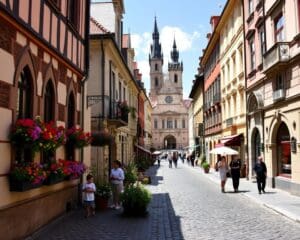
[157,156,160,166]
[253,156,267,194]
[230,156,242,192]
[172,151,178,168]
[218,156,229,193]
[190,151,195,167]
[168,151,173,168]
[82,174,96,218]
[110,160,125,209]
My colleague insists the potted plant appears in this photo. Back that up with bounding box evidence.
[43,161,65,185]
[95,183,112,211]
[117,100,130,122]
[201,161,210,173]
[59,159,86,180]
[120,184,151,217]
[124,162,138,187]
[9,162,46,191]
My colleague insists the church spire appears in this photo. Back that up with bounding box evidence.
[150,17,163,59]
[170,37,179,63]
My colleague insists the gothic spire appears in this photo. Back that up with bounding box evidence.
[150,17,163,59]
[170,37,179,63]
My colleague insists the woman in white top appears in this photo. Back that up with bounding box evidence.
[218,156,229,193]
[110,160,124,209]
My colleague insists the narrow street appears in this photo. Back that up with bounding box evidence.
[31,160,300,240]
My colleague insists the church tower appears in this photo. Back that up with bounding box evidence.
[149,17,163,99]
[168,38,183,97]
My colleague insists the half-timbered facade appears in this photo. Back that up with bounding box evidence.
[0,0,89,238]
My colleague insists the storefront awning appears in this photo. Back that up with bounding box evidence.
[135,145,152,154]
[216,134,244,147]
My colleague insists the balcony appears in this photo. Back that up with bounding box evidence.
[273,89,285,102]
[226,117,233,127]
[213,95,221,104]
[263,42,290,73]
[87,95,128,128]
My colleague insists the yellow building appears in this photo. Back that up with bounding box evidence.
[219,0,246,164]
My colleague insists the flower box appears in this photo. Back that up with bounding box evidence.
[43,174,65,185]
[9,178,42,192]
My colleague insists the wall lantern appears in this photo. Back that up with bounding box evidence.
[291,137,297,153]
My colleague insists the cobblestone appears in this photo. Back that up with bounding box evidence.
[31,160,300,240]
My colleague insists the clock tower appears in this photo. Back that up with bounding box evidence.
[149,17,190,151]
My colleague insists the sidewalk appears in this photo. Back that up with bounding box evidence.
[189,164,300,223]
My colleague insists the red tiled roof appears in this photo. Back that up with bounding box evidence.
[90,17,110,34]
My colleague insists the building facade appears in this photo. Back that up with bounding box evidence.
[219,0,246,165]
[0,0,89,238]
[149,18,190,150]
[262,0,300,195]
[201,16,222,166]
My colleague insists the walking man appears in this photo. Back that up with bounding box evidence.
[253,156,267,194]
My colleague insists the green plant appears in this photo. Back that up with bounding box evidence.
[200,155,206,166]
[130,107,136,119]
[135,156,151,172]
[121,184,152,216]
[95,183,112,199]
[124,162,138,186]
[201,161,210,169]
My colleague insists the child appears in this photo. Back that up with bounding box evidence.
[82,174,96,217]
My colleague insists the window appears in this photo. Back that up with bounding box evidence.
[44,81,55,122]
[275,74,284,90]
[16,67,33,163]
[175,119,177,128]
[119,81,122,101]
[155,77,158,87]
[259,27,266,62]
[174,74,178,83]
[274,13,284,42]
[155,63,158,71]
[167,119,173,129]
[249,37,255,71]
[17,67,32,119]
[43,81,55,163]
[248,0,254,15]
[182,119,185,128]
[66,93,75,160]
[162,120,165,129]
[68,0,80,29]
[123,87,126,102]
[154,119,158,129]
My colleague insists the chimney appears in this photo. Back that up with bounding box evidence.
[210,16,220,32]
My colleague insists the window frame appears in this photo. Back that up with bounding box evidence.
[274,13,284,42]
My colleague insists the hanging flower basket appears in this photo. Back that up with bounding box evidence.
[91,130,113,146]
[66,127,92,148]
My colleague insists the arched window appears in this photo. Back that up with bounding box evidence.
[155,77,159,86]
[44,81,55,122]
[43,81,55,163]
[17,67,33,119]
[16,67,33,162]
[174,74,178,83]
[66,93,75,160]
[155,63,158,71]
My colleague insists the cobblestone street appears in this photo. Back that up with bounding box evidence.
[31,160,300,240]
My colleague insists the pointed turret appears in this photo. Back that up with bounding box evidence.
[149,17,163,59]
[170,38,179,63]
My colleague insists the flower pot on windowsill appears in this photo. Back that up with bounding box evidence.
[9,177,42,192]
[43,174,65,185]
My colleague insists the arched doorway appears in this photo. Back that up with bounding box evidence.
[276,122,291,177]
[164,135,176,149]
[252,128,261,169]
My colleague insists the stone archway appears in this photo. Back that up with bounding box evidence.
[164,135,176,149]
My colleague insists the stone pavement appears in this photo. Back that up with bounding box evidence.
[188,163,300,223]
[28,160,300,240]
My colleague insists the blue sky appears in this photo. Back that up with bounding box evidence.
[123,0,226,98]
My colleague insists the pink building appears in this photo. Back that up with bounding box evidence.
[244,0,300,195]
[0,1,89,238]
